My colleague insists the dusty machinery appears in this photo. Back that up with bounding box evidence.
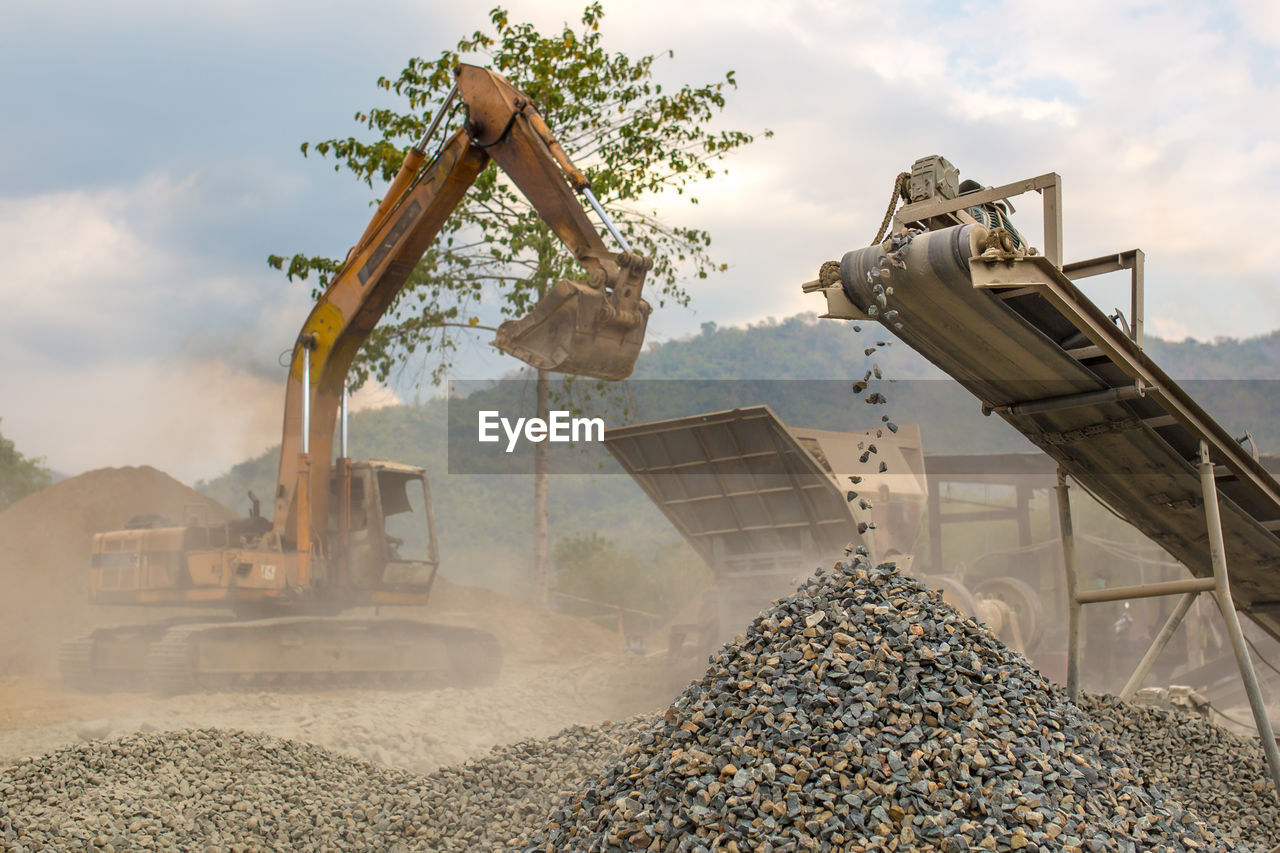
[604,406,1047,658]
[604,407,924,656]
[804,153,1280,792]
[60,64,651,693]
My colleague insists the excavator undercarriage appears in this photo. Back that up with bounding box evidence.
[61,617,502,694]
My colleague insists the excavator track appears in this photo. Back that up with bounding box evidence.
[60,617,503,695]
[58,635,107,693]
[58,622,186,693]
[147,627,199,695]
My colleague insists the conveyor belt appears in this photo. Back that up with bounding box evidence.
[831,223,1280,644]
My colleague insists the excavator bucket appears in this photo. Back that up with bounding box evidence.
[493,255,653,381]
[493,280,649,380]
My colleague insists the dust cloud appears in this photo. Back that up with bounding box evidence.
[0,465,703,774]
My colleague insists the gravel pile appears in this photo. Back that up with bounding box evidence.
[1080,693,1278,851]
[526,556,1246,852]
[5,557,1270,853]
[0,718,649,852]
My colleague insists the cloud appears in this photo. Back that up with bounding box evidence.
[1,177,192,352]
[550,0,1280,340]
[0,173,314,480]
[4,0,1280,481]
[4,355,284,485]
[1148,316,1199,342]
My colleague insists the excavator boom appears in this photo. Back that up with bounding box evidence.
[273,64,653,548]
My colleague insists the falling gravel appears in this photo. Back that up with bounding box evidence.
[0,718,650,852]
[1080,693,1279,851]
[526,557,1247,852]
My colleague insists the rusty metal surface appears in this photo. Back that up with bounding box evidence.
[491,254,652,381]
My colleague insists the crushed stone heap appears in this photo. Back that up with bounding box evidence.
[526,557,1245,853]
[1081,693,1279,850]
[0,719,649,852]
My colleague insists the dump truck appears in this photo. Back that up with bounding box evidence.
[60,64,651,693]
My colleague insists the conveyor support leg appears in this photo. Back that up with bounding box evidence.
[1199,440,1280,796]
[1056,470,1081,700]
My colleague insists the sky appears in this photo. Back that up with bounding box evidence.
[2,0,1279,482]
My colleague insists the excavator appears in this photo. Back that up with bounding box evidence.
[59,64,653,693]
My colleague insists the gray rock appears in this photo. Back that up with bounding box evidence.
[1,719,651,852]
[522,560,1254,852]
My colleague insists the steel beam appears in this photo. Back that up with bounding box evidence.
[1061,253,1135,279]
[896,173,1059,227]
[1042,178,1063,269]
[1066,344,1104,360]
[1061,249,1145,346]
[1131,249,1145,347]
[896,172,1063,268]
[939,508,1023,524]
[984,384,1144,418]
[1076,576,1217,605]
[1119,591,1199,700]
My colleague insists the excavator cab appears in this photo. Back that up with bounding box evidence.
[334,460,439,595]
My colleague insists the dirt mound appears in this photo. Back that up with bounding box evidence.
[0,466,234,674]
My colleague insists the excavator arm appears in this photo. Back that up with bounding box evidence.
[271,64,652,551]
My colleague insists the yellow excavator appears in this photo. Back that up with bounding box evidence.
[59,64,653,693]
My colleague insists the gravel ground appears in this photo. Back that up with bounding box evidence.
[0,656,688,775]
[1080,693,1279,851]
[0,718,654,852]
[525,557,1249,852]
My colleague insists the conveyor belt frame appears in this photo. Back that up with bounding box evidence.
[1058,443,1280,792]
[814,166,1280,796]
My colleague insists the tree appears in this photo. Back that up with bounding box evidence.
[0,420,52,510]
[270,3,766,603]
[270,2,767,387]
